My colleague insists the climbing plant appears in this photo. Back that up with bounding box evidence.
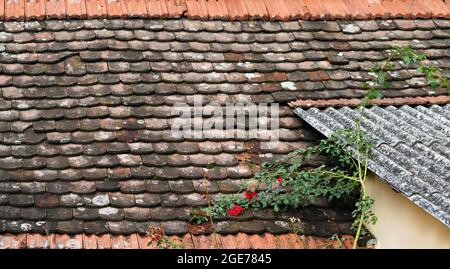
[201,45,449,249]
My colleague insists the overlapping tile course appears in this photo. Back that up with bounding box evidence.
[0,18,449,235]
[0,0,450,21]
[0,232,355,249]
[294,105,450,227]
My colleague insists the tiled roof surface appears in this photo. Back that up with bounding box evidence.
[0,232,355,249]
[0,18,449,236]
[0,0,450,21]
[289,95,450,108]
[294,104,450,227]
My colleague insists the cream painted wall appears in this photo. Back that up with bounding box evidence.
[364,173,450,249]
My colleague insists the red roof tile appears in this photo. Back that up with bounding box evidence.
[225,0,249,20]
[96,234,113,249]
[264,0,291,20]
[145,0,168,18]
[283,0,310,19]
[105,0,127,18]
[0,233,355,249]
[5,0,25,21]
[0,0,449,20]
[125,0,148,18]
[85,0,108,18]
[66,0,87,19]
[82,234,98,249]
[166,0,188,18]
[45,0,67,19]
[302,0,328,20]
[0,0,4,20]
[243,0,269,20]
[25,0,45,20]
[185,0,209,19]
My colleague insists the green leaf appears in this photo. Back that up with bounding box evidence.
[402,55,411,65]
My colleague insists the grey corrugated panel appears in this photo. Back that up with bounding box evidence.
[429,105,450,120]
[369,106,439,146]
[415,106,450,136]
[396,106,450,145]
[293,104,450,227]
[377,143,446,194]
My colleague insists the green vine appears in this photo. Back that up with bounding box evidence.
[202,45,449,249]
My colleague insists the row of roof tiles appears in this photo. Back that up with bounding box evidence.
[0,232,355,249]
[289,95,450,108]
[0,0,449,21]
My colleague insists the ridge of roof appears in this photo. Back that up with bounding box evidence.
[288,95,450,108]
[0,0,449,21]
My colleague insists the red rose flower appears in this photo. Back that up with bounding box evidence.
[277,177,283,183]
[227,204,245,216]
[244,191,258,201]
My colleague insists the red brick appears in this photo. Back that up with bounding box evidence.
[25,0,45,20]
[86,0,107,18]
[45,0,66,19]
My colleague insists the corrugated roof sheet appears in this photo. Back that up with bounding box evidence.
[294,104,450,227]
